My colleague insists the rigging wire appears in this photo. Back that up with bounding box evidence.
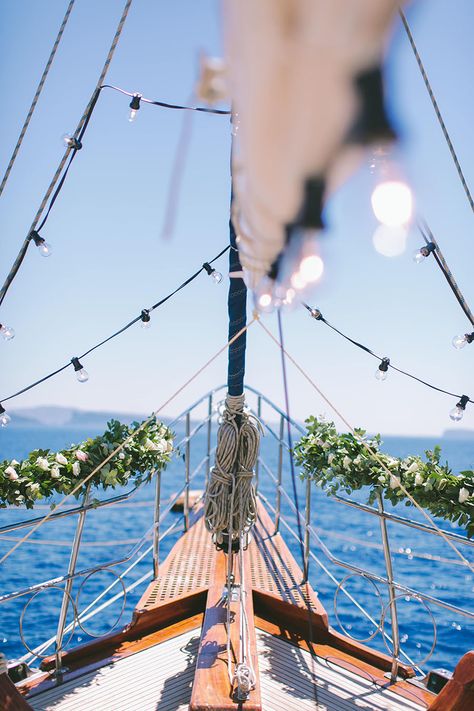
[259,318,474,574]
[276,310,319,710]
[301,304,473,406]
[100,83,231,114]
[399,9,474,215]
[0,318,257,565]
[0,0,76,198]
[0,0,134,309]
[0,245,229,406]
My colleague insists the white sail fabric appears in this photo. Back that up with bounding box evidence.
[224,0,401,288]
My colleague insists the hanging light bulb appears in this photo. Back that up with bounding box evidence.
[202,262,222,284]
[0,404,11,427]
[140,309,152,329]
[375,357,390,381]
[413,242,435,264]
[372,224,407,258]
[128,93,142,122]
[371,181,413,227]
[0,324,15,341]
[61,133,82,150]
[29,230,52,257]
[452,332,474,349]
[71,357,89,383]
[449,395,469,422]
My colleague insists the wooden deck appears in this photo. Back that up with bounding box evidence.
[16,501,436,710]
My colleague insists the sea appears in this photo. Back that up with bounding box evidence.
[0,422,473,677]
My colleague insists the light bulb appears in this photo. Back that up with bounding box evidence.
[452,332,473,350]
[141,309,151,329]
[372,225,407,257]
[71,357,89,383]
[37,240,52,257]
[128,94,141,122]
[0,405,10,427]
[290,271,307,290]
[0,324,15,341]
[371,181,413,227]
[452,334,467,350]
[255,277,276,313]
[375,357,390,381]
[299,254,324,285]
[413,249,426,264]
[449,405,464,422]
[211,270,223,284]
[62,133,81,150]
[413,242,435,264]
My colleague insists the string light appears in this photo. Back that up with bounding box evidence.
[61,134,82,150]
[140,309,151,329]
[0,324,15,341]
[452,332,474,349]
[450,395,469,422]
[128,93,141,122]
[371,180,413,228]
[202,262,222,284]
[413,241,435,263]
[0,404,11,427]
[29,230,52,257]
[71,357,89,383]
[375,357,390,381]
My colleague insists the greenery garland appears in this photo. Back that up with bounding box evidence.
[294,416,474,538]
[0,417,174,509]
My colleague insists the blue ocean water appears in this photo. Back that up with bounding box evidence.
[0,423,473,677]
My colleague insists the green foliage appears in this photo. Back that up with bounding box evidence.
[294,416,474,538]
[0,417,174,509]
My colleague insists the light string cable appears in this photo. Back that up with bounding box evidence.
[0,0,134,309]
[0,245,229,407]
[399,8,474,214]
[0,317,256,565]
[418,221,474,327]
[301,302,473,407]
[277,311,319,709]
[258,319,474,573]
[100,83,231,115]
[0,0,76,198]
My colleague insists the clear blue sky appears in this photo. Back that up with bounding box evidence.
[0,0,473,436]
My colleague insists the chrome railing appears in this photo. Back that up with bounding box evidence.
[1,384,473,687]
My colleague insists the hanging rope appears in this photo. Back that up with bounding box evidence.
[0,1,76,198]
[0,0,133,308]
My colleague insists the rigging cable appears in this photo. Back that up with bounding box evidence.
[0,0,134,308]
[399,8,474,214]
[301,303,473,406]
[0,318,257,565]
[259,318,474,574]
[276,310,319,710]
[0,245,229,405]
[0,0,76,198]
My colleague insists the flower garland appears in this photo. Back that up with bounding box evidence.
[0,417,174,509]
[294,417,474,538]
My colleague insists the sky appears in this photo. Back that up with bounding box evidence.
[0,0,473,437]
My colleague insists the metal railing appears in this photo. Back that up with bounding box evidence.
[1,384,473,687]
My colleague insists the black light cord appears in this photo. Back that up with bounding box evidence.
[0,245,229,405]
[101,84,231,115]
[302,303,473,405]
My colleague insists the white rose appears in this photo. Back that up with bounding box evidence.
[343,456,351,470]
[55,453,68,465]
[72,461,81,477]
[157,439,168,453]
[405,461,419,475]
[36,457,50,471]
[389,474,400,490]
[29,482,40,493]
[5,466,18,480]
[144,438,159,452]
[387,457,399,469]
[118,452,125,460]
[459,487,470,504]
[378,474,387,484]
[11,459,19,466]
[50,466,61,479]
[165,440,173,453]
[414,472,424,486]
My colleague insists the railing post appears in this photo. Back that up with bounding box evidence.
[184,412,190,531]
[206,393,213,486]
[54,484,90,681]
[255,396,261,493]
[274,415,284,534]
[302,478,311,583]
[152,469,161,579]
[376,490,400,682]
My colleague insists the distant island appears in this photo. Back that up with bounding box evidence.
[8,405,148,429]
[442,428,474,440]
